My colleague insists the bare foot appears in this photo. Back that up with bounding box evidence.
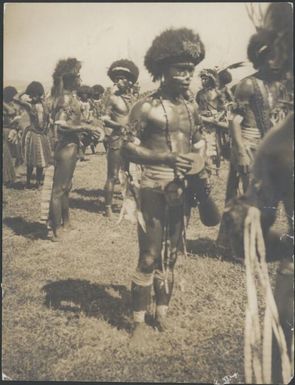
[154,314,171,332]
[51,228,64,242]
[105,206,112,218]
[62,222,76,231]
[129,322,152,349]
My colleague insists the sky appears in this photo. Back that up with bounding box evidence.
[3,2,270,92]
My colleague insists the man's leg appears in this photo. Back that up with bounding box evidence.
[131,188,164,339]
[49,144,77,240]
[104,148,121,216]
[26,165,34,188]
[36,167,44,188]
[15,142,23,168]
[153,203,182,331]
[217,162,239,253]
[225,161,240,203]
[61,145,77,230]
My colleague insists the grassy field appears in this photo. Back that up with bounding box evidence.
[2,145,286,382]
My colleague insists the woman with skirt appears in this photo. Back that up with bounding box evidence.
[3,86,20,186]
[14,81,52,189]
[3,130,16,186]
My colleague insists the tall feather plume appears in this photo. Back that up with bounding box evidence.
[245,3,264,31]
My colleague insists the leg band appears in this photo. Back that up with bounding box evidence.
[131,281,152,313]
[133,310,146,323]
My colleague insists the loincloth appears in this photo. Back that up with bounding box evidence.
[140,165,176,191]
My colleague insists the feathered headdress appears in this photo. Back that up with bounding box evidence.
[144,28,205,81]
[199,68,218,81]
[247,28,277,69]
[246,3,293,71]
[216,62,246,86]
[245,3,265,31]
[51,58,81,98]
[107,59,139,84]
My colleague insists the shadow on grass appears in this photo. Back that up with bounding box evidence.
[72,188,105,198]
[69,197,105,214]
[3,180,32,190]
[187,232,289,263]
[187,237,221,259]
[42,279,132,332]
[3,216,47,240]
[73,188,122,200]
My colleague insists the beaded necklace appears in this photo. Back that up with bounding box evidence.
[119,93,133,114]
[158,93,194,152]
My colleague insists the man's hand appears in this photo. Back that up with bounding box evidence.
[238,164,250,175]
[166,153,193,176]
[21,94,32,103]
[237,148,252,175]
[8,129,18,143]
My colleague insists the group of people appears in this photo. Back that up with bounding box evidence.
[3,2,293,382]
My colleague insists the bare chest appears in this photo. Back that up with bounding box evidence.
[146,99,193,136]
[112,95,131,117]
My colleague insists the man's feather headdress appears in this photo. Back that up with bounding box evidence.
[144,28,205,81]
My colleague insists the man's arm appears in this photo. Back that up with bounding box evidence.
[3,102,15,116]
[196,90,206,112]
[230,78,254,167]
[13,92,32,111]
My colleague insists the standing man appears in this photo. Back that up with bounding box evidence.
[224,29,284,201]
[196,68,228,174]
[217,27,285,253]
[48,58,102,241]
[101,59,139,217]
[122,28,208,342]
[224,3,293,382]
[77,85,94,160]
[196,68,224,117]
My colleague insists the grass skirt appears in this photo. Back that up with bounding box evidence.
[3,139,16,183]
[23,130,52,167]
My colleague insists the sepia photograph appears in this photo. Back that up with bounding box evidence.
[2,2,294,383]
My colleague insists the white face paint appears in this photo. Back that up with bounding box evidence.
[164,62,195,93]
[114,74,131,92]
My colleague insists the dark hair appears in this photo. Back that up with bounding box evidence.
[3,86,17,103]
[107,59,139,84]
[247,29,276,69]
[25,81,44,97]
[92,84,105,95]
[218,69,232,87]
[77,85,92,98]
